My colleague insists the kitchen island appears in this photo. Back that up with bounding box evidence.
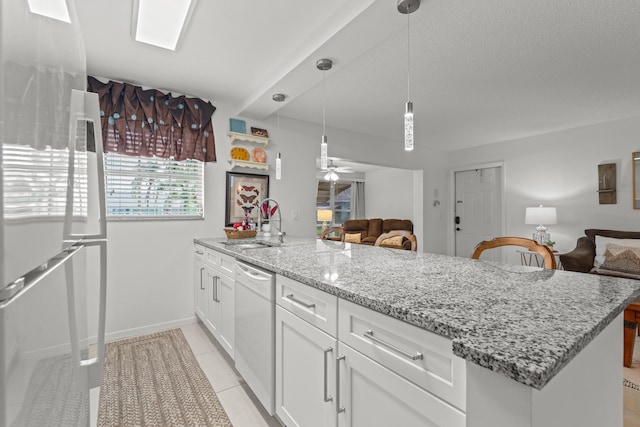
[195,237,640,426]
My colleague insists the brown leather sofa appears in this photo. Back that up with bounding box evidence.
[560,229,640,275]
[340,218,415,250]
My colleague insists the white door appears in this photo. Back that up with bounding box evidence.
[337,344,465,427]
[275,305,337,427]
[454,167,502,260]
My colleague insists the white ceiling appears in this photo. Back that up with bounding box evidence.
[76,0,640,154]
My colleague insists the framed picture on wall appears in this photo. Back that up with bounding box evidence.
[225,171,269,226]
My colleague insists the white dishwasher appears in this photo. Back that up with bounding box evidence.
[234,260,276,415]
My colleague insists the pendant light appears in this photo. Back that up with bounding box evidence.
[317,58,332,170]
[398,0,420,151]
[272,93,285,180]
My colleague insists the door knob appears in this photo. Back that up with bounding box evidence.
[456,227,461,231]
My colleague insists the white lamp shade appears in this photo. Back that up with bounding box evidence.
[525,206,557,225]
[317,209,333,222]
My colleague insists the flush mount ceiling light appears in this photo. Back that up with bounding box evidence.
[27,0,71,23]
[273,93,286,180]
[317,58,333,170]
[132,0,197,50]
[397,0,420,151]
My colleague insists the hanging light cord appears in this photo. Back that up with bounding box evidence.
[322,69,327,135]
[407,4,411,101]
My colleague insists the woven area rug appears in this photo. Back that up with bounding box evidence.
[98,328,232,426]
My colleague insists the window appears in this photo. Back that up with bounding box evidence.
[316,181,352,235]
[88,77,216,220]
[105,152,203,218]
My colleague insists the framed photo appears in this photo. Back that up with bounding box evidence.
[225,171,269,226]
[251,127,269,138]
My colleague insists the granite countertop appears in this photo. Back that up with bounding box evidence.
[195,236,640,390]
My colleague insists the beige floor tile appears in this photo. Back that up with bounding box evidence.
[196,349,244,393]
[180,321,217,356]
[217,383,281,427]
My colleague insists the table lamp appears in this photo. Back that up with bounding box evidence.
[525,205,557,245]
[317,209,333,232]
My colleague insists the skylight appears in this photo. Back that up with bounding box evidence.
[133,0,195,51]
[27,0,71,23]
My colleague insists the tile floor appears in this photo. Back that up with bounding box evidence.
[90,323,640,427]
[89,322,281,427]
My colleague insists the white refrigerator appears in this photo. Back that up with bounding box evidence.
[0,0,107,425]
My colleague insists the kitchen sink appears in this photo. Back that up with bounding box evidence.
[222,240,280,250]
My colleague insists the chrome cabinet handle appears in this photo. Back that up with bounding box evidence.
[212,276,220,302]
[336,355,345,414]
[323,348,333,402]
[286,293,316,309]
[364,330,423,361]
[200,267,205,290]
[196,250,204,255]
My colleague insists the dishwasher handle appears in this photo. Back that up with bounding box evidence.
[236,262,273,281]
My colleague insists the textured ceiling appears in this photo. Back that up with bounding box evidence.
[77,0,640,153]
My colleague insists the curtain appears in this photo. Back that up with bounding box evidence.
[351,181,365,219]
[87,77,217,162]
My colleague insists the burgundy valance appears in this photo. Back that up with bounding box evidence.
[88,77,216,162]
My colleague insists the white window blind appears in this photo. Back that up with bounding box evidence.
[104,152,203,219]
[2,143,87,220]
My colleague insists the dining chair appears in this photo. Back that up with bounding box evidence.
[471,237,557,269]
[320,226,344,241]
[374,230,418,251]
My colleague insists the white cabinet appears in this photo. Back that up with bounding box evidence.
[275,305,337,427]
[337,343,465,427]
[275,274,339,427]
[193,244,235,359]
[194,244,207,322]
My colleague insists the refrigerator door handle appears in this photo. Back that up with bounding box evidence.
[0,245,83,305]
[64,90,107,243]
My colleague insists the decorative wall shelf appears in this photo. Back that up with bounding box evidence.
[228,159,269,171]
[227,131,269,147]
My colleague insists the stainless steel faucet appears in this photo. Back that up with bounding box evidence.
[258,198,286,243]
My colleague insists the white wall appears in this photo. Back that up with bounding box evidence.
[365,168,414,220]
[446,115,640,264]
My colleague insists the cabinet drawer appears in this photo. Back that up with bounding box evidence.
[203,248,235,276]
[276,275,337,336]
[338,300,466,411]
[194,243,205,261]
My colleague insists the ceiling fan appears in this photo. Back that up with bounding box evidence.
[323,159,353,181]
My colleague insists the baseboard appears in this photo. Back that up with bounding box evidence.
[104,316,198,342]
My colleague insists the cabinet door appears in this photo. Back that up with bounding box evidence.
[276,305,337,427]
[193,259,207,321]
[205,267,221,338]
[217,272,235,359]
[337,343,465,427]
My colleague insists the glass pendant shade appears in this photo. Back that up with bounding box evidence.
[404,101,414,151]
[320,135,328,170]
[275,152,282,180]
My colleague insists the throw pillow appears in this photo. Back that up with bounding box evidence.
[344,233,361,244]
[600,243,640,275]
[594,236,640,267]
[381,236,404,247]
